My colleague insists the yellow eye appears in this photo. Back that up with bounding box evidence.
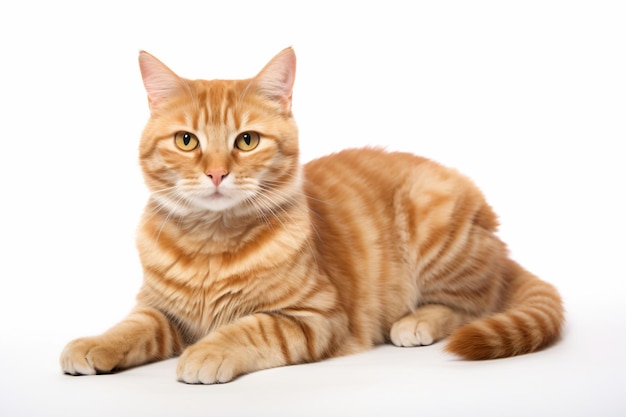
[235,131,260,151]
[174,132,199,151]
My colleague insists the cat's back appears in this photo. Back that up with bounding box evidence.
[303,147,482,210]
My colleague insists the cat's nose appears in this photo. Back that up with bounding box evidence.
[206,168,229,187]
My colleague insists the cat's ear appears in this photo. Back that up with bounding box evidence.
[138,51,184,110]
[253,47,296,113]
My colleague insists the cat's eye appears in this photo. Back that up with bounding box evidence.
[235,131,260,151]
[174,132,199,152]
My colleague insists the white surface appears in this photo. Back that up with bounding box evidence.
[1,1,625,416]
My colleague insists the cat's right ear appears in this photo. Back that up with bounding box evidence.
[138,51,184,110]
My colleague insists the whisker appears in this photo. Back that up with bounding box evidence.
[155,191,187,243]
[244,183,318,258]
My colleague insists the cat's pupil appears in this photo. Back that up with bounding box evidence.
[183,133,191,146]
[243,133,251,146]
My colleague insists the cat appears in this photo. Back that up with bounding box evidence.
[60,47,564,384]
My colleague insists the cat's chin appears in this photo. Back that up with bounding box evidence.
[193,192,244,212]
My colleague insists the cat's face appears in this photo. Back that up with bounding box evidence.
[138,49,299,216]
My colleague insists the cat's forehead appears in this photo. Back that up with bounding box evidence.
[176,78,272,130]
[175,79,247,129]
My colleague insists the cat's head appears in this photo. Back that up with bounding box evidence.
[138,48,300,217]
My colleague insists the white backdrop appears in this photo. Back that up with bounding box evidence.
[1,1,625,416]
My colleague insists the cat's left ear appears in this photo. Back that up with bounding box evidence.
[254,47,296,114]
[138,51,184,111]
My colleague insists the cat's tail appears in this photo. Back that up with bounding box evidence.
[445,260,564,360]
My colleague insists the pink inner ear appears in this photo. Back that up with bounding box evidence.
[138,51,183,108]
[254,48,297,107]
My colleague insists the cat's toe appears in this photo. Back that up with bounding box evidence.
[177,345,238,384]
[61,355,96,376]
[60,337,125,375]
[60,339,97,375]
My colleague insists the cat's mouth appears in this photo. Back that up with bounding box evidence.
[203,190,230,201]
[192,189,242,212]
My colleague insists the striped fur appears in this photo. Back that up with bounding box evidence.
[60,48,564,384]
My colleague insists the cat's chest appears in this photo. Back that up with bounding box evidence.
[143,241,259,295]
[139,249,264,337]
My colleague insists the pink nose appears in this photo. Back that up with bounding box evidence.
[206,168,229,187]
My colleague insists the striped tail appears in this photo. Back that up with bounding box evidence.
[445,260,564,360]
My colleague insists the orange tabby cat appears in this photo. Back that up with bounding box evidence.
[60,48,564,384]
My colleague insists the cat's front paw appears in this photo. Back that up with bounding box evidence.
[176,342,243,384]
[60,336,125,375]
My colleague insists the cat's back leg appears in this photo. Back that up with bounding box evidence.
[389,158,506,349]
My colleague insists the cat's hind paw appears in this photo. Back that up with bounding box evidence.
[390,316,435,347]
[390,304,466,348]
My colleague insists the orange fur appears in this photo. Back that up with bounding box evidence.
[60,48,564,384]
